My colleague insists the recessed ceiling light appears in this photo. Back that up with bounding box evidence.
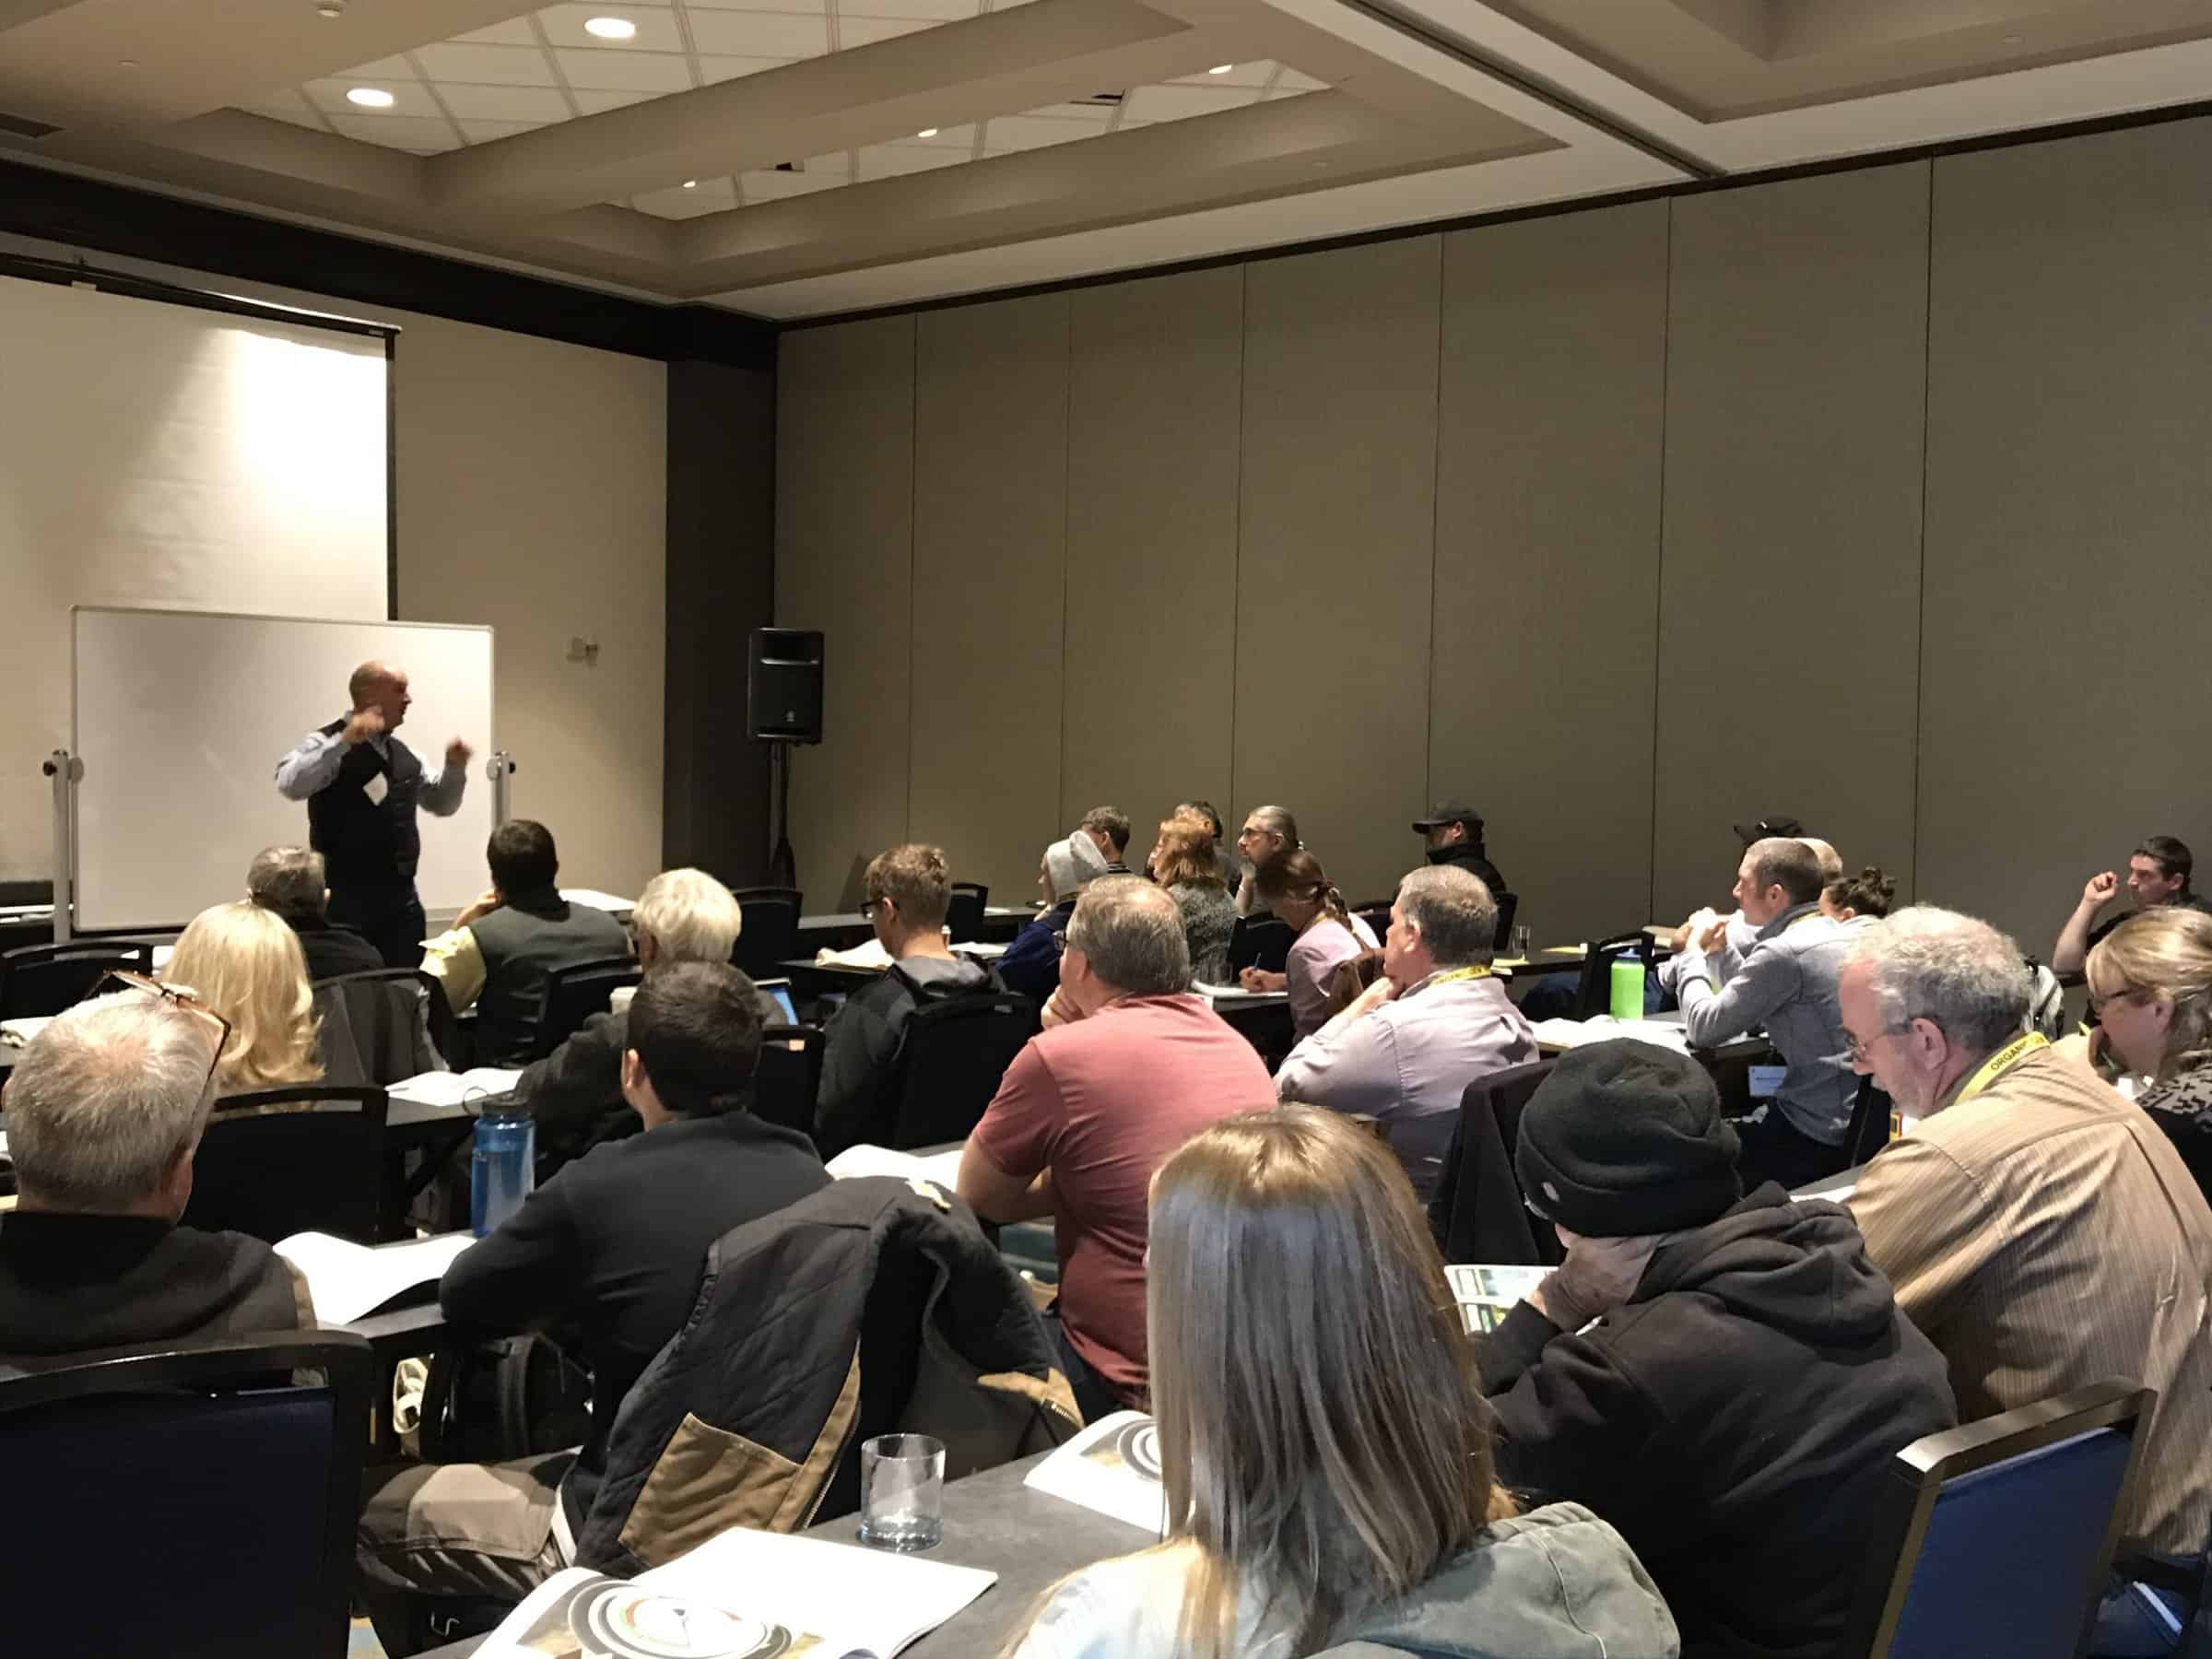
[346,87,395,108]
[915,127,938,138]
[682,179,698,188]
[584,16,638,40]
[1207,64,1233,75]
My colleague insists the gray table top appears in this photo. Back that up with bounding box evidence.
[416,1445,1153,1659]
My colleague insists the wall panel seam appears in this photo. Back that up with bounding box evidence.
[1424,235,1444,823]
[1909,159,1936,909]
[1648,200,1676,927]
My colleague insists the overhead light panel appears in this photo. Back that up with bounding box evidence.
[682,179,698,188]
[915,127,938,137]
[347,87,395,108]
[1207,63,1233,75]
[584,16,638,40]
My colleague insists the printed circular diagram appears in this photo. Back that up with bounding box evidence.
[571,1583,794,1659]
[1115,1420,1163,1483]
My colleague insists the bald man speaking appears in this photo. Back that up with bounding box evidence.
[275,661,475,968]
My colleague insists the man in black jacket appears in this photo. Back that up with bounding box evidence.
[357,961,828,1648]
[1412,799,1508,901]
[245,843,384,982]
[1478,1040,1955,1659]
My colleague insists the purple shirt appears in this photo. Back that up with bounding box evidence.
[1286,915,1379,1041]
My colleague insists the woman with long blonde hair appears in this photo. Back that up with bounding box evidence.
[1006,1107,1677,1659]
[163,900,325,1095]
[2084,906,2212,1202]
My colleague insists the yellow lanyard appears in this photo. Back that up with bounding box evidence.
[1951,1031,2049,1109]
[1427,965,1493,987]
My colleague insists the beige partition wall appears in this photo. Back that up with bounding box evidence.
[1060,268,1243,853]
[1919,122,2212,950]
[1653,164,1931,921]
[776,315,916,910]
[910,294,1073,901]
[1234,238,1443,906]
[1431,200,1667,946]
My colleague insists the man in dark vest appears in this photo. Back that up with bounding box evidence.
[274,660,474,967]
[420,819,629,1067]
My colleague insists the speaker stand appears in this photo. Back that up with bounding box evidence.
[767,739,797,890]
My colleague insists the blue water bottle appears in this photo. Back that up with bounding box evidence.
[470,1107,535,1238]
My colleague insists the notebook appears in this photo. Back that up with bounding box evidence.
[1023,1410,1170,1535]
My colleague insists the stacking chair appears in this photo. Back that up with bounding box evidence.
[1429,1060,1560,1265]
[1571,930,1657,1019]
[0,937,157,1019]
[532,957,641,1060]
[0,1330,373,1659]
[1229,915,1296,976]
[186,1084,390,1244]
[946,881,989,946]
[1841,1379,2153,1659]
[1490,890,1519,953]
[730,886,804,979]
[753,1024,827,1140]
[885,991,1039,1148]
[1841,1076,1896,1167]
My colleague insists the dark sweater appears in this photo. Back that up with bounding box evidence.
[0,1211,310,1356]
[289,914,385,982]
[440,1109,830,1531]
[1479,1186,1956,1659]
[996,900,1077,1002]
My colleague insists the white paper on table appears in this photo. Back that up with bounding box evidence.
[383,1067,526,1109]
[1529,1016,1691,1051]
[560,888,637,915]
[825,1144,964,1190]
[1194,982,1287,1005]
[276,1230,473,1324]
[1023,1410,1169,1536]
[816,937,894,970]
[951,940,1009,960]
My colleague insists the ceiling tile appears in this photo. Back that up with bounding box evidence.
[456,117,554,143]
[325,112,457,151]
[411,41,560,88]
[793,150,853,174]
[739,167,846,199]
[854,143,965,180]
[1275,68,1325,91]
[1120,82,1257,123]
[838,15,935,45]
[1171,60,1274,88]
[982,112,1106,150]
[238,100,327,132]
[1265,84,1313,100]
[454,18,543,45]
[698,54,794,82]
[571,87,664,112]
[342,56,422,83]
[840,0,977,18]
[537,6,689,51]
[685,0,824,9]
[687,9,829,54]
[433,82,576,122]
[1024,100,1116,123]
[301,77,443,119]
[552,47,695,90]
[634,177,738,218]
[891,123,976,147]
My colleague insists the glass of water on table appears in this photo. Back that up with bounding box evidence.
[1511,924,1533,959]
[858,1433,946,1551]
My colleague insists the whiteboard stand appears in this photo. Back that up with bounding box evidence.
[487,751,516,827]
[43,747,78,943]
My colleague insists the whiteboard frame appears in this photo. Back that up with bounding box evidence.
[65,605,497,936]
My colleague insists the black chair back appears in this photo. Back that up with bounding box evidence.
[0,938,157,1019]
[754,1025,826,1140]
[534,958,641,1060]
[1430,1060,1560,1265]
[0,1330,372,1659]
[313,969,454,1081]
[946,882,988,946]
[1841,1379,2152,1659]
[1352,903,1394,946]
[187,1085,390,1244]
[1491,890,1520,952]
[888,993,1039,1149]
[1229,915,1296,975]
[1571,930,1657,1019]
[1844,1076,1894,1166]
[731,888,803,979]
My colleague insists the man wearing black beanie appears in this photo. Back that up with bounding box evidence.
[1478,1040,1956,1659]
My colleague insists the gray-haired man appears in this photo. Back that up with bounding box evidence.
[1273,864,1537,1204]
[0,991,313,1352]
[247,844,384,982]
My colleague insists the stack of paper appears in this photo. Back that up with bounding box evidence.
[816,937,894,970]
[1528,1016,1691,1052]
[384,1068,527,1110]
[561,888,637,915]
[825,1144,964,1190]
[1024,1410,1169,1535]
[477,1527,995,1658]
[276,1230,474,1324]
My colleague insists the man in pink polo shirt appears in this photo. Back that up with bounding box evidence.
[959,876,1275,1421]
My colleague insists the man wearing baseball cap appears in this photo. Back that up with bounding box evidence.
[1479,1039,1954,1658]
[1410,800,1508,903]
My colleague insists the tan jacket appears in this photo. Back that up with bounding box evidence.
[1852,1046,2212,1558]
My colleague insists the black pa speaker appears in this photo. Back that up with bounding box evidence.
[747,629,824,745]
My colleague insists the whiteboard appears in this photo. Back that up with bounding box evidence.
[72,608,495,931]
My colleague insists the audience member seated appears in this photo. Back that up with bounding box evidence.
[2051,833,2210,983]
[358,962,829,1646]
[1654,814,1806,1001]
[1273,865,1535,1204]
[511,867,775,1168]
[995,829,1110,1003]
[1240,849,1377,1040]
[419,818,629,1066]
[1147,813,1235,985]
[1674,838,1857,1189]
[1799,836,1843,886]
[959,878,1274,1421]
[1078,806,1133,876]
[1819,864,1896,924]
[1842,907,2212,1650]
[245,843,383,981]
[1412,798,1508,898]
[1478,1040,1954,1658]
[1175,797,1241,889]
[2076,907,2212,1207]
[815,843,1002,1159]
[1005,1106,1678,1659]
[0,989,314,1353]
[164,899,327,1095]
[1230,803,1299,916]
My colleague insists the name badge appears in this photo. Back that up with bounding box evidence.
[363,772,390,806]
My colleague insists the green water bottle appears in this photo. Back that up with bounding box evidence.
[1609,955,1643,1020]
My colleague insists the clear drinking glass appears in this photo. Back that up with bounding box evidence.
[858,1433,946,1551]
[1511,924,1534,959]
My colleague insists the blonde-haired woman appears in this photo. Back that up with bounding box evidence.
[1005,1106,1677,1659]
[164,900,326,1095]
[2084,906,2212,1202]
